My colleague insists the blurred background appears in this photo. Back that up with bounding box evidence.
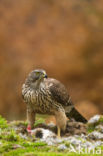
[0,0,103,120]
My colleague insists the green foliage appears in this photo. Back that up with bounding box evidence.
[87,115,103,133]
[34,114,48,126]
[0,115,103,156]
[0,115,50,156]
[9,120,28,127]
[0,142,13,154]
[0,130,20,142]
[5,130,20,142]
[34,118,45,126]
[3,149,67,156]
[98,116,103,125]
[0,115,8,129]
[87,125,95,133]
[22,142,47,147]
[65,142,70,147]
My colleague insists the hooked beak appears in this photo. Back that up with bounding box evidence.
[44,74,48,78]
[42,71,48,79]
[42,72,48,78]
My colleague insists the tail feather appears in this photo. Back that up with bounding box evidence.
[66,107,87,123]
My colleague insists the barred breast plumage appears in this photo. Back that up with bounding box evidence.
[22,79,61,114]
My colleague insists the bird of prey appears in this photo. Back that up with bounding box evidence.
[22,69,87,137]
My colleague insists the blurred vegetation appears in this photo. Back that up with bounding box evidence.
[0,0,103,120]
[0,115,103,156]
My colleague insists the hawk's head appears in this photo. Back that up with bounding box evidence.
[25,69,48,86]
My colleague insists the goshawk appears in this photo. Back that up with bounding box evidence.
[22,69,87,137]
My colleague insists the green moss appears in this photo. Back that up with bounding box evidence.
[0,115,8,129]
[9,120,27,127]
[3,148,103,156]
[0,115,103,156]
[65,142,70,147]
[22,142,47,147]
[2,146,54,156]
[34,114,48,126]
[87,125,96,133]
[0,130,20,142]
[0,142,14,153]
[98,116,103,125]
[87,115,103,133]
[6,131,19,142]
[34,118,45,126]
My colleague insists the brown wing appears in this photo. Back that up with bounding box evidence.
[45,78,70,106]
[45,78,87,123]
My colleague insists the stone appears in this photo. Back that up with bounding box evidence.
[64,136,82,146]
[19,133,28,140]
[95,125,103,133]
[93,141,103,148]
[58,144,67,151]
[88,131,103,140]
[83,141,93,148]
[88,115,100,125]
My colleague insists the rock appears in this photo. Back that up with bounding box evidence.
[19,133,28,140]
[58,144,67,151]
[88,131,103,140]
[83,141,93,148]
[64,136,82,146]
[44,137,62,146]
[88,115,101,125]
[70,137,82,145]
[9,121,27,134]
[80,133,87,139]
[95,125,103,133]
[93,141,103,148]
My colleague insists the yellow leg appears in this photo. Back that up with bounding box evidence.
[55,110,67,138]
[57,126,61,138]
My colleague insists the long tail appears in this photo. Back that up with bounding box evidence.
[65,98,87,123]
[66,107,87,123]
